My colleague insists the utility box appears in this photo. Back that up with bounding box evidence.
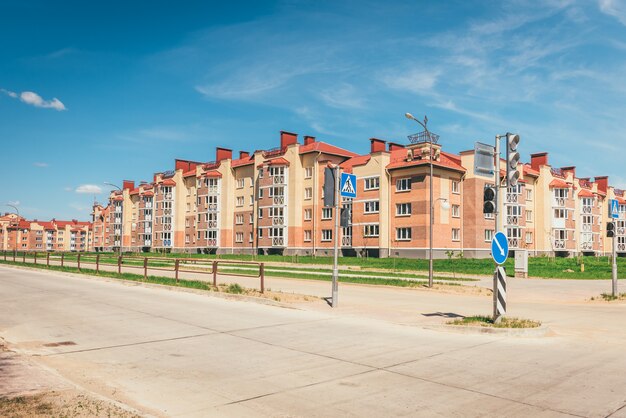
[515,250,528,279]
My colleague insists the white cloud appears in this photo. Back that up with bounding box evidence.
[318,83,366,109]
[381,68,440,95]
[20,91,66,111]
[75,184,102,194]
[599,0,626,25]
[2,88,66,110]
[7,200,20,206]
[33,162,49,167]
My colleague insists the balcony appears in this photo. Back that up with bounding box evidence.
[273,175,285,185]
[581,223,593,233]
[273,196,285,205]
[553,239,566,250]
[581,205,593,214]
[272,216,285,226]
[342,236,352,247]
[208,204,218,211]
[552,197,566,207]
[506,215,520,226]
[507,237,519,248]
[272,237,285,247]
[505,193,518,204]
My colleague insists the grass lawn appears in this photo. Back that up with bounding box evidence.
[448,315,541,328]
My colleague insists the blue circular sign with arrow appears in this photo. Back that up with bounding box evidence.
[491,231,509,265]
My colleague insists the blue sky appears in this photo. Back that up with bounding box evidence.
[2,0,626,220]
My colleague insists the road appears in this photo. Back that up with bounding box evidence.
[1,265,626,417]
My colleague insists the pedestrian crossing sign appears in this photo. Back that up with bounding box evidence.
[610,199,619,219]
[340,173,357,198]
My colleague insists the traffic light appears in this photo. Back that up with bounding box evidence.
[607,222,616,238]
[506,133,520,187]
[483,185,496,214]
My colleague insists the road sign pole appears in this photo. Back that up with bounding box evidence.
[493,135,501,321]
[331,166,341,308]
[612,233,618,297]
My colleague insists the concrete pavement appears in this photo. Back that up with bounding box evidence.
[1,265,626,417]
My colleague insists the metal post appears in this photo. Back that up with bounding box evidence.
[34,252,37,264]
[117,255,122,274]
[612,234,618,297]
[144,257,148,280]
[175,259,180,283]
[46,252,50,267]
[61,252,64,267]
[77,253,81,271]
[429,136,434,288]
[22,252,25,263]
[212,260,217,287]
[13,250,16,262]
[493,135,501,321]
[331,166,341,308]
[96,254,100,274]
[260,263,265,293]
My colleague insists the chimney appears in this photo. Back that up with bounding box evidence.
[561,166,576,179]
[388,142,405,151]
[370,138,387,154]
[239,151,250,159]
[280,131,298,148]
[304,135,316,146]
[595,176,609,194]
[216,147,233,162]
[530,152,548,171]
[123,180,134,190]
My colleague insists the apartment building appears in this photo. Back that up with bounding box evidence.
[91,130,623,258]
[0,215,92,252]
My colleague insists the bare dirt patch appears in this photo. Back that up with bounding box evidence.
[0,340,140,417]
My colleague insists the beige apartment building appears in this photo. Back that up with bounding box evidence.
[91,130,623,258]
[0,215,92,252]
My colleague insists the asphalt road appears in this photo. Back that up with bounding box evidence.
[1,265,626,417]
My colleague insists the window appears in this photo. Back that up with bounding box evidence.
[249,232,253,243]
[396,203,412,216]
[554,230,568,240]
[364,177,380,191]
[305,167,313,179]
[236,196,244,207]
[258,188,263,199]
[258,168,264,178]
[452,228,460,241]
[304,230,312,242]
[305,187,312,200]
[235,214,244,225]
[396,178,411,192]
[304,209,312,221]
[526,232,533,244]
[258,208,263,218]
[235,232,244,243]
[485,229,494,242]
[526,189,533,201]
[484,212,494,219]
[451,205,460,218]
[582,215,593,224]
[554,188,569,199]
[526,210,533,222]
[452,180,460,194]
[364,200,380,214]
[396,227,411,241]
[322,208,333,220]
[237,178,245,189]
[250,195,254,206]
[250,214,254,224]
[258,228,263,238]
[363,224,379,237]
[185,235,190,244]
[554,209,567,219]
[322,229,332,241]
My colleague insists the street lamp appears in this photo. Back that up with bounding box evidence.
[104,182,124,253]
[405,112,437,287]
[6,204,20,253]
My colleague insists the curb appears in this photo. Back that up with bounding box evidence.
[423,323,552,337]
[0,263,299,310]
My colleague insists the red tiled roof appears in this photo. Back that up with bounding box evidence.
[183,169,196,178]
[340,155,371,173]
[549,179,570,188]
[299,141,359,158]
[161,179,176,186]
[113,195,124,201]
[386,149,466,172]
[231,156,254,167]
[38,221,56,230]
[523,164,540,177]
[143,191,154,197]
[129,188,139,196]
[617,197,626,205]
[578,189,594,198]
[204,171,222,178]
[266,157,290,166]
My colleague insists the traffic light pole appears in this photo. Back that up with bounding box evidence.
[331,165,341,308]
[612,233,618,297]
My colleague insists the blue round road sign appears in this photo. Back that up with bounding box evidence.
[491,232,509,265]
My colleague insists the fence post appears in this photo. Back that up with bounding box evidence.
[61,252,64,267]
[144,257,148,280]
[77,253,81,271]
[13,250,16,262]
[46,252,50,267]
[118,255,122,275]
[260,263,265,294]
[212,261,218,287]
[22,252,26,263]
[175,259,180,283]
[3,250,6,261]
[96,254,100,274]
[34,252,37,265]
